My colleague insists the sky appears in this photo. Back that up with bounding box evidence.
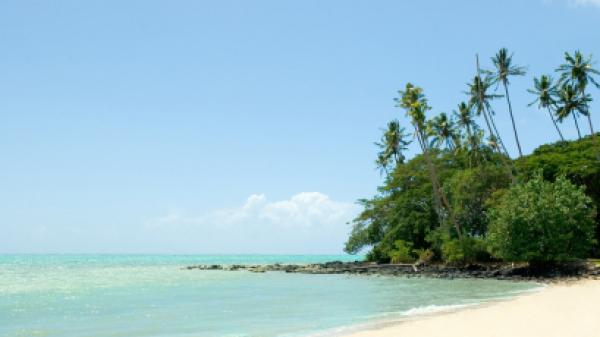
[1,0,600,254]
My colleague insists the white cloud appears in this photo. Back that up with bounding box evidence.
[143,192,360,254]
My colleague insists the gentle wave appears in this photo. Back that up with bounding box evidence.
[400,303,473,316]
[301,283,546,337]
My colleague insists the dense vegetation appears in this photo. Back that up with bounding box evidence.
[345,49,600,265]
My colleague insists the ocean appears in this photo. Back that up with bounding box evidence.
[0,255,541,337]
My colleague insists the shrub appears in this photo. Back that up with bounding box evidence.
[441,237,489,265]
[414,248,435,264]
[487,172,597,264]
[515,135,600,255]
[388,240,415,263]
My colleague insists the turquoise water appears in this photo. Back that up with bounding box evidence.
[0,255,541,337]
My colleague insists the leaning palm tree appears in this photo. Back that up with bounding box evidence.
[555,83,592,141]
[557,51,600,158]
[427,112,458,150]
[490,48,526,157]
[467,74,506,155]
[527,75,564,141]
[374,119,411,175]
[395,83,461,238]
[474,54,509,156]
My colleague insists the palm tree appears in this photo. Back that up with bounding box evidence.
[468,55,516,183]
[453,101,484,166]
[467,74,506,154]
[557,51,600,158]
[427,112,458,150]
[527,75,564,141]
[395,83,462,238]
[555,83,592,141]
[374,120,411,175]
[454,102,477,151]
[491,48,526,157]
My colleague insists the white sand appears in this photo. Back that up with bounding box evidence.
[345,279,600,337]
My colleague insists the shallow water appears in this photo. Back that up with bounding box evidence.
[0,255,541,337]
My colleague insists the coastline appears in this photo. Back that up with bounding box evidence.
[340,278,600,337]
[185,260,600,281]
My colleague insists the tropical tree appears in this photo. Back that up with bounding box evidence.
[491,48,527,157]
[469,56,517,183]
[557,50,600,159]
[454,101,485,166]
[395,83,462,238]
[467,73,506,154]
[454,102,476,147]
[555,83,591,140]
[427,112,458,150]
[528,75,564,141]
[487,172,596,265]
[374,120,411,175]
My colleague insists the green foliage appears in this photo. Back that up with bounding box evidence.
[344,153,441,259]
[487,172,597,263]
[414,248,435,264]
[348,49,600,264]
[515,135,600,254]
[442,237,489,265]
[344,148,501,262]
[375,120,411,174]
[445,163,511,237]
[388,240,415,264]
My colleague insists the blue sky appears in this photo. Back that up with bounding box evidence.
[1,0,600,254]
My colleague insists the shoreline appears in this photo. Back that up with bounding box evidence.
[185,260,600,281]
[307,283,546,337]
[338,279,600,337]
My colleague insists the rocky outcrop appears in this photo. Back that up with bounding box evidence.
[184,260,600,281]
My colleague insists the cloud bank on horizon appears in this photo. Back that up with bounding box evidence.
[143,192,360,254]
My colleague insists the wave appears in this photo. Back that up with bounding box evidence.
[301,284,546,337]
[400,303,474,316]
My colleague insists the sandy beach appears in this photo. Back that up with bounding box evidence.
[346,279,600,337]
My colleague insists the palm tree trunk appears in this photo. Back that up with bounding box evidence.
[573,113,582,140]
[483,106,516,183]
[488,109,510,157]
[480,106,495,143]
[503,81,523,157]
[466,124,475,149]
[414,125,462,239]
[547,107,564,141]
[465,124,478,167]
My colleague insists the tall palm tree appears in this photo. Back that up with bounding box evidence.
[556,50,600,137]
[474,54,509,156]
[557,51,600,158]
[555,83,592,141]
[395,83,461,238]
[374,120,411,175]
[491,48,526,157]
[454,102,477,150]
[427,112,458,150]
[453,101,483,166]
[468,55,516,184]
[527,75,564,141]
[467,74,506,154]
